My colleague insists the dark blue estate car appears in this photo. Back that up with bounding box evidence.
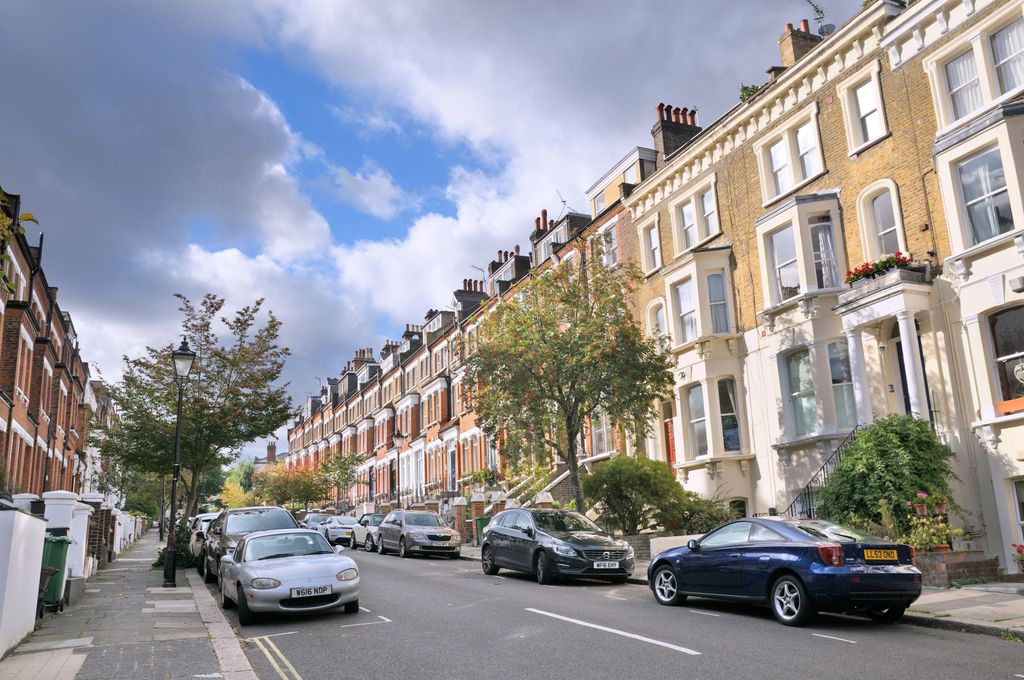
[647,518,922,626]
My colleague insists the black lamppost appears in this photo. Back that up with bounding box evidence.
[392,431,407,507]
[162,338,196,588]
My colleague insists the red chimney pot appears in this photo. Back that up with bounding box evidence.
[688,110,697,126]
[535,217,541,231]
[785,22,794,33]
[799,19,810,33]
[657,103,666,121]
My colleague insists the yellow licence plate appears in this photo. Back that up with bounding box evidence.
[864,549,898,561]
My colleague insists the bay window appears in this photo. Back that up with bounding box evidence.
[958,147,1012,245]
[718,378,740,451]
[810,217,839,289]
[674,279,697,343]
[786,349,817,437]
[686,384,708,457]
[769,226,800,302]
[707,273,729,334]
[828,341,856,430]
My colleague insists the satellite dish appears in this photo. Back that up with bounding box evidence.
[818,23,836,37]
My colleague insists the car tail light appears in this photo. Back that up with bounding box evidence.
[817,543,844,566]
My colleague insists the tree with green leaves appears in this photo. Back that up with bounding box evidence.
[466,255,673,511]
[98,294,292,517]
[818,414,959,533]
[226,459,255,493]
[317,452,362,507]
[583,456,682,535]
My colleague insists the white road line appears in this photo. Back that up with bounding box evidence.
[378,615,392,623]
[493,575,506,580]
[688,610,720,617]
[605,595,627,601]
[525,608,700,656]
[811,633,857,644]
[243,631,298,641]
[359,606,372,613]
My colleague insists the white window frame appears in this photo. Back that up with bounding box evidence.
[645,298,668,342]
[590,410,614,456]
[992,17,1024,96]
[717,377,741,452]
[856,179,908,260]
[924,4,1024,133]
[684,383,708,459]
[768,225,800,304]
[638,214,662,274]
[598,218,619,267]
[753,102,824,206]
[673,278,697,345]
[837,60,889,156]
[707,271,730,335]
[783,348,819,439]
[828,341,857,431]
[667,174,720,257]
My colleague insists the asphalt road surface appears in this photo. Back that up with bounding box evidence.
[208,549,1024,680]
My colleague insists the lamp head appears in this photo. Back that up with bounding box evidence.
[172,337,196,380]
[392,431,407,449]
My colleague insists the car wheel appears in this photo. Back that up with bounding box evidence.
[219,580,234,610]
[399,538,409,558]
[343,599,359,615]
[202,554,216,584]
[236,585,255,626]
[377,537,387,555]
[535,551,556,585]
[651,565,685,605]
[771,575,814,626]
[197,551,206,578]
[481,546,500,575]
[364,536,375,552]
[866,605,906,623]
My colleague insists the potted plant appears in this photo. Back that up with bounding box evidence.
[903,516,964,553]
[931,492,949,515]
[910,491,929,517]
[1012,544,1024,571]
[845,252,912,286]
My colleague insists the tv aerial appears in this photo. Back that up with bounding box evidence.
[804,0,835,37]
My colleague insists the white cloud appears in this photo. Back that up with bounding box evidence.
[329,104,403,138]
[332,160,412,221]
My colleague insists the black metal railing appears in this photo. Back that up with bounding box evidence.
[777,426,860,519]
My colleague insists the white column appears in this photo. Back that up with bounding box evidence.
[844,328,873,426]
[897,310,928,418]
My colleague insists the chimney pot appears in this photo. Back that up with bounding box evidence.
[548,219,554,229]
[535,217,541,232]
[541,208,548,227]
[799,19,810,33]
[785,22,794,33]
[657,103,666,121]
[688,109,697,126]
[514,244,520,255]
[670,107,679,123]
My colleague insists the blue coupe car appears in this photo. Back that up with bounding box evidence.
[647,517,922,626]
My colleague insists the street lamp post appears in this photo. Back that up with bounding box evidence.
[392,431,407,507]
[162,338,196,588]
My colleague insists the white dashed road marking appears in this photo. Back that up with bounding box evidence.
[689,610,720,617]
[605,595,627,601]
[812,633,857,644]
[526,608,700,656]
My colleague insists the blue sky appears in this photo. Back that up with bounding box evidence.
[0,0,860,455]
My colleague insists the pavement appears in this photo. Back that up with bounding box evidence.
[211,545,1024,680]
[0,531,258,680]
[460,543,1024,641]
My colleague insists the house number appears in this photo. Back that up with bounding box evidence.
[888,384,895,393]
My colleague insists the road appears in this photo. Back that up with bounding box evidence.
[209,549,1024,680]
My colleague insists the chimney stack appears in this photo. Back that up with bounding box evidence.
[267,442,277,464]
[779,19,822,68]
[651,101,703,165]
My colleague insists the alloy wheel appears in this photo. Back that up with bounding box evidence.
[364,536,374,552]
[654,569,677,603]
[770,576,813,625]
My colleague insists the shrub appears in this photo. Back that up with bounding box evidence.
[152,519,199,569]
[818,415,958,533]
[582,456,683,535]
[659,491,734,536]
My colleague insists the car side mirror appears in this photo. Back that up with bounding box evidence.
[335,545,344,553]
[221,554,235,565]
[687,539,700,551]
[360,520,368,526]
[524,527,535,538]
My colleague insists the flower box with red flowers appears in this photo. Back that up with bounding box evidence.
[845,252,912,286]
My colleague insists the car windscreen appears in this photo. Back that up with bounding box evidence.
[404,513,444,527]
[305,514,329,524]
[533,511,602,533]
[785,519,886,543]
[226,510,298,534]
[245,533,333,561]
[366,514,385,526]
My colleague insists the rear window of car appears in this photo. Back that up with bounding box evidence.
[335,516,357,525]
[226,510,298,534]
[785,519,886,544]
[305,514,329,524]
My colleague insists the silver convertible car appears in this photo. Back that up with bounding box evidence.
[218,529,360,625]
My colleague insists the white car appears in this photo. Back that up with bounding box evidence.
[188,512,220,558]
[352,513,387,551]
[320,515,359,546]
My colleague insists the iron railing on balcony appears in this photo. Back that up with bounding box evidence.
[774,426,860,519]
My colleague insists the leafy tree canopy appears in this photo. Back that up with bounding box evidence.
[98,294,292,516]
[466,256,672,510]
[583,456,684,535]
[818,415,958,532]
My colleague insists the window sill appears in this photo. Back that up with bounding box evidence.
[642,264,663,280]
[847,131,891,158]
[761,169,827,209]
[758,288,843,331]
[936,85,1024,139]
[945,228,1024,282]
[672,230,724,261]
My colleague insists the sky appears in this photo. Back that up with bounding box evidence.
[0,0,860,459]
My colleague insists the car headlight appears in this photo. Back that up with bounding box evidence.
[553,544,577,557]
[336,568,359,581]
[452,533,461,543]
[625,545,635,559]
[250,578,280,589]
[410,530,427,539]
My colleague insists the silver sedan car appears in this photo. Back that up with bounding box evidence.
[218,529,360,625]
[377,510,462,558]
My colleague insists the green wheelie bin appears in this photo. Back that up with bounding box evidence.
[41,534,73,611]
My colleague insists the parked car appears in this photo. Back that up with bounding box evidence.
[188,512,220,558]
[320,515,359,546]
[353,513,386,551]
[199,506,299,583]
[377,510,461,558]
[218,528,359,625]
[303,512,332,531]
[480,508,634,584]
[647,517,922,626]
